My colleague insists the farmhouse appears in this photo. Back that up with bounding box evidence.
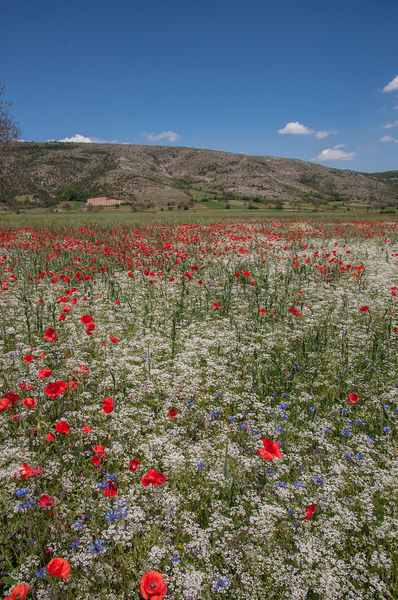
[86,197,122,206]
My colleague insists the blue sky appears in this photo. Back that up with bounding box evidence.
[2,0,398,172]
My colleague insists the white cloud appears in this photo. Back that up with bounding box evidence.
[382,75,398,92]
[334,144,345,148]
[380,135,394,142]
[381,120,398,129]
[394,105,398,110]
[311,146,356,162]
[315,130,338,139]
[278,122,315,135]
[141,131,182,143]
[56,134,118,143]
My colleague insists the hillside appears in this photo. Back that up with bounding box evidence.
[6,142,398,212]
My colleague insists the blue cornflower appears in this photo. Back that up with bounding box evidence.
[187,402,194,407]
[310,407,315,413]
[228,416,236,421]
[170,551,181,564]
[105,510,124,522]
[369,366,377,371]
[294,481,305,489]
[294,366,300,370]
[314,476,324,485]
[73,521,84,530]
[215,390,222,396]
[241,422,248,429]
[15,488,27,497]
[105,473,119,481]
[355,419,363,425]
[275,427,283,433]
[144,355,148,359]
[266,470,275,475]
[276,480,287,488]
[279,404,287,410]
[69,537,80,548]
[355,453,364,461]
[341,408,349,413]
[210,411,219,419]
[196,461,206,469]
[384,406,390,411]
[288,509,295,515]
[35,567,46,579]
[341,429,351,436]
[344,453,351,459]
[281,415,288,420]
[90,539,105,554]
[282,392,288,397]
[212,576,229,591]
[383,426,391,432]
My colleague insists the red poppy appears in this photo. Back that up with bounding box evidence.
[3,583,31,600]
[82,425,91,433]
[55,421,70,434]
[114,300,121,305]
[257,438,283,460]
[23,355,34,363]
[259,308,266,315]
[141,470,166,487]
[198,280,202,284]
[360,306,369,312]
[103,481,117,497]
[93,445,105,458]
[5,392,20,405]
[169,277,175,281]
[168,408,178,419]
[78,365,89,374]
[91,456,101,466]
[43,328,56,341]
[38,494,55,508]
[213,302,221,309]
[63,305,71,312]
[38,368,52,380]
[15,463,42,479]
[289,306,302,317]
[69,377,79,391]
[109,334,119,343]
[140,571,167,600]
[47,432,55,442]
[0,397,11,412]
[347,393,359,403]
[303,503,316,520]
[129,459,141,472]
[47,557,70,579]
[44,381,67,398]
[59,314,66,321]
[22,397,36,409]
[80,315,93,324]
[11,414,22,421]
[102,397,114,414]
[86,323,95,335]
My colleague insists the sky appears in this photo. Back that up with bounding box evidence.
[1,0,398,173]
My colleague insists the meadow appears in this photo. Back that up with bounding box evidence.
[1,214,398,600]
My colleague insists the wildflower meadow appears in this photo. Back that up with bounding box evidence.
[1,217,398,600]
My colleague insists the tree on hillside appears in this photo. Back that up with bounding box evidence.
[0,85,22,198]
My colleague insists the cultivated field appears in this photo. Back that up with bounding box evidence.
[1,216,398,600]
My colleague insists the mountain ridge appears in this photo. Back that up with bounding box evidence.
[10,142,398,209]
